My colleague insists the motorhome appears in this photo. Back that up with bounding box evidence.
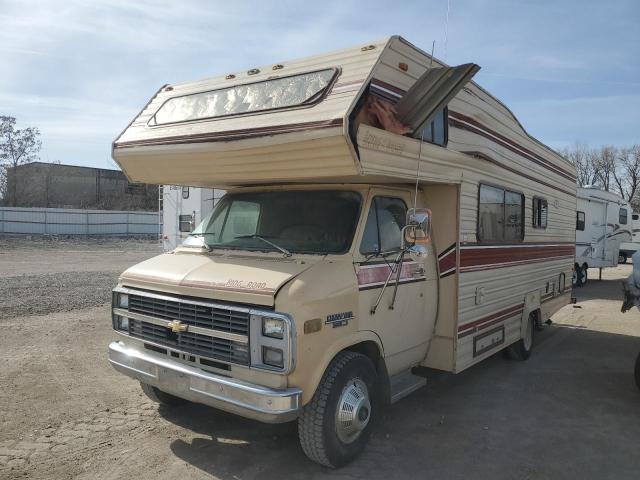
[161,186,223,250]
[574,187,632,286]
[619,212,640,263]
[108,36,577,467]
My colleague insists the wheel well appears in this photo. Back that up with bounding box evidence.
[343,341,390,405]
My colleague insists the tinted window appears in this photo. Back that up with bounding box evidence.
[633,214,639,221]
[620,208,628,225]
[478,184,524,242]
[576,211,585,231]
[187,190,361,254]
[533,197,548,229]
[420,107,447,147]
[360,196,407,254]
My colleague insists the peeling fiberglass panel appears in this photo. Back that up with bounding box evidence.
[150,69,338,126]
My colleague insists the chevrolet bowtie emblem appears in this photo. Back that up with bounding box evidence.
[167,320,188,333]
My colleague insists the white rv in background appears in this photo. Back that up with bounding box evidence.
[161,186,224,250]
[619,212,640,263]
[574,186,632,286]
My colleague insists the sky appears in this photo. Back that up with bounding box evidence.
[1,0,639,169]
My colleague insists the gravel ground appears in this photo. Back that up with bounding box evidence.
[0,237,161,318]
[1,238,640,480]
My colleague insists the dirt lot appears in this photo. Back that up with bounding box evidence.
[1,238,640,480]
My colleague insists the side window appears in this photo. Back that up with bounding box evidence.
[360,196,407,254]
[533,197,548,229]
[619,208,628,225]
[420,107,448,147]
[179,214,194,233]
[477,184,524,243]
[576,211,585,231]
[632,214,639,221]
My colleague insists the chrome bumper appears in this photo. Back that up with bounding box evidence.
[108,341,302,423]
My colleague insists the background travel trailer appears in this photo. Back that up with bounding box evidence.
[110,36,577,466]
[574,186,632,286]
[619,212,640,263]
[161,186,223,250]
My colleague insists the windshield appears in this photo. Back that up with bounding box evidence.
[183,190,362,255]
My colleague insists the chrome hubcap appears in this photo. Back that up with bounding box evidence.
[335,378,371,444]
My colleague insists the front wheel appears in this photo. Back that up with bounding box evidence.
[298,351,378,468]
[580,264,588,286]
[619,252,628,264]
[572,263,581,287]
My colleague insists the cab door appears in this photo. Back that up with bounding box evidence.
[354,189,438,373]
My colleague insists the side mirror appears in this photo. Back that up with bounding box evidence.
[403,208,432,261]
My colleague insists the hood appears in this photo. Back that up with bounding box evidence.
[119,251,318,306]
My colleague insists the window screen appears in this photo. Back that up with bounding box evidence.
[150,68,338,126]
[360,197,407,254]
[477,184,524,242]
[620,208,628,225]
[533,197,548,229]
[576,211,585,231]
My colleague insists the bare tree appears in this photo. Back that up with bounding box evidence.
[563,142,601,187]
[0,116,42,206]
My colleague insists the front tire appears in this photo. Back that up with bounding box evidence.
[298,351,378,468]
[140,382,188,407]
[505,312,535,361]
[572,263,581,287]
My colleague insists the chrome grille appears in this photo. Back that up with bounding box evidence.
[129,319,250,365]
[128,294,249,335]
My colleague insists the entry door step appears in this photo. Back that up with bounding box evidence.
[389,369,427,403]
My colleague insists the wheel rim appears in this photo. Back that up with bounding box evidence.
[523,318,533,351]
[572,269,578,285]
[580,269,587,283]
[619,254,625,263]
[335,378,371,444]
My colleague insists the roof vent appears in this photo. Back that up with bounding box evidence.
[361,45,376,51]
[247,68,260,75]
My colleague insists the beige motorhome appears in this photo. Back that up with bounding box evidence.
[109,36,577,467]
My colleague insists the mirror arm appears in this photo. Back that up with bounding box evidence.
[370,249,405,315]
[388,248,406,311]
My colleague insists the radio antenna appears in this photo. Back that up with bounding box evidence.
[413,41,435,210]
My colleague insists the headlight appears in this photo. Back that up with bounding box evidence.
[117,293,129,309]
[262,346,284,368]
[262,317,284,339]
[113,315,129,332]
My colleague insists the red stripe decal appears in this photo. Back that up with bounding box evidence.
[458,303,525,336]
[459,244,574,272]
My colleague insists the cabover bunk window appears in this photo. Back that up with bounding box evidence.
[477,184,524,243]
[149,68,339,126]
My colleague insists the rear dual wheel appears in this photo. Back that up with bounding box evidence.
[505,312,535,361]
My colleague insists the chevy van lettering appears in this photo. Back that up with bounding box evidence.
[326,311,354,328]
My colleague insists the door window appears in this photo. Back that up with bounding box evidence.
[576,211,585,231]
[360,196,407,254]
[619,208,628,225]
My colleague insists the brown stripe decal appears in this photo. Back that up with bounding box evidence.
[449,111,575,182]
[121,272,276,295]
[459,303,524,337]
[460,243,574,273]
[357,261,425,290]
[114,118,344,148]
[438,243,457,278]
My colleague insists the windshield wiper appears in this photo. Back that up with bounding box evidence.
[235,234,292,257]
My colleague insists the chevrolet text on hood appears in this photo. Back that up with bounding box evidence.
[108,36,577,468]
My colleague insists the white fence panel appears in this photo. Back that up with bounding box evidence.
[0,207,159,236]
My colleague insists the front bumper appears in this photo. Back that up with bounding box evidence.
[108,341,302,423]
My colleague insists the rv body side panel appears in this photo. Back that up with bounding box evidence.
[619,213,640,258]
[575,187,632,269]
